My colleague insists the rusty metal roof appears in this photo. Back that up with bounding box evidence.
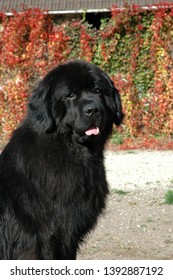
[0,0,173,14]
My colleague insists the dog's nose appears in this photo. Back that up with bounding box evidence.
[83,103,101,117]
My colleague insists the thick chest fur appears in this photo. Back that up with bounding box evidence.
[31,146,108,224]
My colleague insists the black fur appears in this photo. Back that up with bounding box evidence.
[0,60,123,259]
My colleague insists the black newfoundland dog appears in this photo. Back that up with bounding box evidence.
[0,60,123,259]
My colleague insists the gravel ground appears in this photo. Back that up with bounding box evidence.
[78,150,173,260]
[105,150,173,192]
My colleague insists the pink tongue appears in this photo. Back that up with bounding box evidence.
[85,127,100,136]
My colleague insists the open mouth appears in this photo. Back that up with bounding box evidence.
[85,127,100,136]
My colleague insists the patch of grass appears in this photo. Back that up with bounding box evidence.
[146,217,154,223]
[169,179,173,185]
[164,189,173,205]
[112,189,130,195]
[110,131,124,145]
[140,224,147,229]
[125,150,137,154]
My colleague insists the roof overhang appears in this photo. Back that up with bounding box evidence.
[4,4,173,17]
[4,8,110,16]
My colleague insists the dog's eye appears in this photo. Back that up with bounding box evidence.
[66,93,76,100]
[95,87,102,94]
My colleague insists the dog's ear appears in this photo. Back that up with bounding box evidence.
[104,82,124,126]
[113,87,124,126]
[28,82,56,133]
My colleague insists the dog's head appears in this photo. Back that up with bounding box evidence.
[28,60,124,144]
